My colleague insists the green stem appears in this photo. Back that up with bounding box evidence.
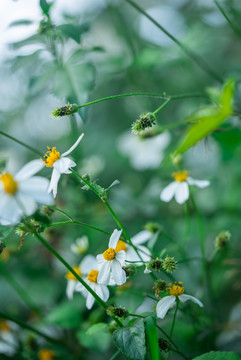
[46,220,111,236]
[153,99,171,115]
[214,1,241,38]
[157,324,189,360]
[34,232,123,327]
[170,299,179,339]
[109,350,121,360]
[125,0,223,83]
[0,131,42,156]
[170,348,190,360]
[0,311,60,345]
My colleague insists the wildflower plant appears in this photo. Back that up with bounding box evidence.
[0,1,241,360]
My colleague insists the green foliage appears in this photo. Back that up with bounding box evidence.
[145,316,160,360]
[113,319,146,360]
[86,322,108,335]
[40,0,53,16]
[45,300,84,328]
[193,351,241,360]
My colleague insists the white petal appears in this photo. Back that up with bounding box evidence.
[86,292,95,310]
[61,133,84,157]
[80,255,97,275]
[15,160,45,181]
[179,294,204,307]
[144,265,151,274]
[111,259,126,285]
[96,284,109,302]
[53,158,76,174]
[0,194,22,225]
[115,250,126,266]
[187,177,210,188]
[96,254,105,264]
[156,296,176,319]
[109,229,122,249]
[66,280,76,299]
[160,182,178,202]
[19,177,54,205]
[174,182,189,204]
[48,168,61,198]
[15,193,37,216]
[136,245,152,263]
[131,230,152,245]
[97,261,111,285]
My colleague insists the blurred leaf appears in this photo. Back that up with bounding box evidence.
[77,329,111,353]
[86,323,107,335]
[9,34,45,50]
[0,226,13,240]
[113,319,146,360]
[192,351,241,360]
[45,301,82,328]
[213,127,241,160]
[9,19,33,27]
[40,0,53,15]
[57,24,82,44]
[145,316,160,360]
[106,180,120,192]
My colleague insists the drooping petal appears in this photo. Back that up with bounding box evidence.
[179,294,204,307]
[111,259,126,285]
[96,284,109,302]
[109,229,122,249]
[53,158,76,174]
[15,160,45,182]
[97,261,111,285]
[18,177,54,205]
[66,280,76,299]
[61,133,84,157]
[48,168,61,198]
[187,177,210,188]
[160,182,178,202]
[131,230,152,245]
[156,296,176,319]
[174,182,189,204]
[115,250,126,266]
[80,255,97,275]
[86,292,95,310]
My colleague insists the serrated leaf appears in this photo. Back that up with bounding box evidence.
[113,319,146,360]
[86,323,107,335]
[145,316,160,360]
[9,19,33,27]
[192,351,241,360]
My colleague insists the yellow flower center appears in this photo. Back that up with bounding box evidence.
[0,173,18,195]
[0,321,10,332]
[172,170,188,182]
[103,248,116,261]
[168,282,184,297]
[115,240,127,252]
[38,349,55,360]
[87,269,99,283]
[41,147,60,167]
[65,266,82,280]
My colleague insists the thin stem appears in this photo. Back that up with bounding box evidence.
[214,1,241,39]
[0,311,60,345]
[128,313,145,318]
[170,299,179,339]
[170,348,190,360]
[125,0,223,83]
[46,220,111,236]
[0,131,42,156]
[153,99,171,115]
[157,324,189,360]
[109,350,121,360]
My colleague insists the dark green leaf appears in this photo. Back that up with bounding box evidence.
[113,319,146,360]
[192,351,241,360]
[86,323,108,335]
[45,300,83,328]
[9,20,33,27]
[40,0,52,15]
[0,225,13,240]
[57,24,82,44]
[145,316,160,360]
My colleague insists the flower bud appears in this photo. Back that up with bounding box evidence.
[152,280,167,297]
[146,258,163,272]
[131,113,156,134]
[123,265,136,278]
[162,256,177,273]
[158,338,170,352]
[107,306,128,318]
[143,222,162,234]
[215,231,231,248]
[40,205,54,218]
[51,104,79,118]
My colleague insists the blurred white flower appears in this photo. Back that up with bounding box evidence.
[80,155,105,177]
[0,321,18,356]
[156,282,203,319]
[65,255,96,299]
[97,229,126,286]
[115,230,152,266]
[76,258,109,310]
[0,160,53,225]
[71,236,89,254]
[160,170,210,204]
[39,133,84,198]
[117,131,170,170]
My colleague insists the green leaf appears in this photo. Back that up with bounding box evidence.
[57,24,82,44]
[45,300,83,328]
[40,0,52,15]
[86,323,108,335]
[9,19,33,27]
[113,319,146,360]
[145,316,160,360]
[0,225,13,240]
[77,329,111,353]
[192,351,241,360]
[220,78,235,115]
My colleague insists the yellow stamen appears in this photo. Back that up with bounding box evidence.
[65,266,82,280]
[87,269,99,283]
[41,147,60,167]
[172,170,189,182]
[115,240,127,252]
[38,349,55,360]
[0,321,10,332]
[103,248,116,261]
[168,281,184,297]
[0,173,18,195]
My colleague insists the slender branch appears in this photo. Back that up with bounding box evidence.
[109,350,121,360]
[156,324,189,360]
[153,98,171,115]
[170,299,179,339]
[214,1,241,39]
[46,220,111,236]
[125,0,223,83]
[0,131,42,156]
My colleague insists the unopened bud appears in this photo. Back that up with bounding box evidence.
[215,231,231,248]
[107,306,128,318]
[131,113,156,134]
[162,256,177,273]
[51,104,79,118]
[158,338,170,352]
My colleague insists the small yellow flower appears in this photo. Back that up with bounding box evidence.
[38,349,55,360]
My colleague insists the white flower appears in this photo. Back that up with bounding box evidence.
[71,236,89,254]
[0,160,53,225]
[160,170,210,204]
[0,321,18,356]
[117,131,170,170]
[40,133,84,198]
[97,229,126,286]
[156,282,203,319]
[65,255,96,300]
[115,230,152,266]
[76,258,109,310]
